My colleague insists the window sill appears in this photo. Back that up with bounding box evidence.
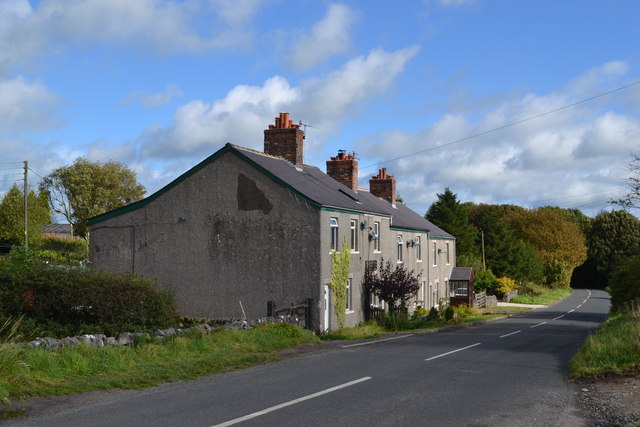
[345,310,355,314]
[350,251,360,254]
[373,250,382,254]
[417,260,422,263]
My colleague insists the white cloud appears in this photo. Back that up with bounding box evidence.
[437,0,474,6]
[138,46,419,159]
[354,61,640,216]
[0,0,265,76]
[288,3,355,71]
[0,75,61,132]
[123,84,184,108]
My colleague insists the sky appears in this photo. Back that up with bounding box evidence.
[1,0,639,219]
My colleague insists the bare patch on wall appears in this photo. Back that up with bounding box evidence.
[237,174,273,214]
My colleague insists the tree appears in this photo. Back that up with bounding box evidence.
[364,258,421,308]
[609,255,640,310]
[587,210,640,287]
[40,158,146,239]
[425,188,477,259]
[0,185,51,245]
[468,204,543,283]
[509,208,587,287]
[612,151,640,209]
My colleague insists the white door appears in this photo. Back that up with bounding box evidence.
[323,285,330,331]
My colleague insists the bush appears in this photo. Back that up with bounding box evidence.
[34,236,88,265]
[444,305,454,321]
[495,276,517,298]
[0,251,178,338]
[475,269,497,295]
[609,255,640,311]
[427,307,439,321]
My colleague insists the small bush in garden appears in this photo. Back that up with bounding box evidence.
[427,307,439,321]
[444,305,454,321]
[411,306,429,320]
[495,276,517,298]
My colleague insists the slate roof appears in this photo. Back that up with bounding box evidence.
[234,145,453,237]
[450,267,474,281]
[42,224,72,235]
[89,143,455,239]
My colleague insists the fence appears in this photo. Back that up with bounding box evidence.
[475,291,487,308]
[267,299,312,330]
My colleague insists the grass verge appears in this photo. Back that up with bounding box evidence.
[320,313,504,341]
[569,302,640,378]
[0,323,319,403]
[513,285,572,305]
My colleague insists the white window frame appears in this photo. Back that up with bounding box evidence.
[416,236,421,261]
[373,221,381,253]
[330,217,338,252]
[346,279,353,312]
[432,242,438,266]
[350,219,358,252]
[397,235,404,263]
[446,242,451,265]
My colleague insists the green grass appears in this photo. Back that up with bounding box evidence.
[513,284,573,305]
[0,323,319,403]
[320,312,504,340]
[569,302,640,378]
[319,321,386,340]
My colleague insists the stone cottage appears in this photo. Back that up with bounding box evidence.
[89,113,455,332]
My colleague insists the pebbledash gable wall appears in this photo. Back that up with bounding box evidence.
[90,150,323,329]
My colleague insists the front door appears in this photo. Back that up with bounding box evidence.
[323,285,330,332]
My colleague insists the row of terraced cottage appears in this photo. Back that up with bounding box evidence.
[89,113,468,333]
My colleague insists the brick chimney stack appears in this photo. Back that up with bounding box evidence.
[369,168,396,205]
[326,150,358,191]
[264,112,304,169]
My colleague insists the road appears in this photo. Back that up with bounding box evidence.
[5,288,609,427]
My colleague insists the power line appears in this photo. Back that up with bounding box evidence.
[360,79,640,170]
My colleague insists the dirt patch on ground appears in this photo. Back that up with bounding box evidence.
[578,374,640,426]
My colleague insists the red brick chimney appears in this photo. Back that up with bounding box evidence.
[264,112,304,169]
[326,150,358,191]
[369,168,396,205]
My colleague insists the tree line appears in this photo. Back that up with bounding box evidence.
[425,187,640,304]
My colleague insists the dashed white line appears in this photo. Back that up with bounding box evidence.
[568,309,575,313]
[499,330,522,338]
[530,321,547,328]
[425,343,481,361]
[552,315,565,320]
[211,377,372,427]
[577,304,583,308]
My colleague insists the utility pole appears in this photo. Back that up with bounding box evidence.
[23,160,28,249]
[481,229,486,272]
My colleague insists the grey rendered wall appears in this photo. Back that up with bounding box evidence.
[90,152,322,330]
[319,210,432,329]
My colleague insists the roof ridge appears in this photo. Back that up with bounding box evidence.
[230,144,283,161]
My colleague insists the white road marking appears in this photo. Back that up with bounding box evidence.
[339,334,413,348]
[425,343,481,361]
[583,300,588,304]
[211,377,372,427]
[568,309,575,313]
[530,321,547,328]
[499,330,522,338]
[577,304,583,308]
[552,315,564,320]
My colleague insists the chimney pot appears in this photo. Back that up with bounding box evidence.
[264,113,304,168]
[326,150,358,192]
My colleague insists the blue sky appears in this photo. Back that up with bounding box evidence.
[1,0,639,218]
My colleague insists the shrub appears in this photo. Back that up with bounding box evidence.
[474,269,497,295]
[609,255,640,311]
[0,253,178,338]
[495,276,517,298]
[427,307,439,321]
[444,305,454,321]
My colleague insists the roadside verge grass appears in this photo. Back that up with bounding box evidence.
[0,323,319,403]
[512,285,572,305]
[569,301,640,378]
